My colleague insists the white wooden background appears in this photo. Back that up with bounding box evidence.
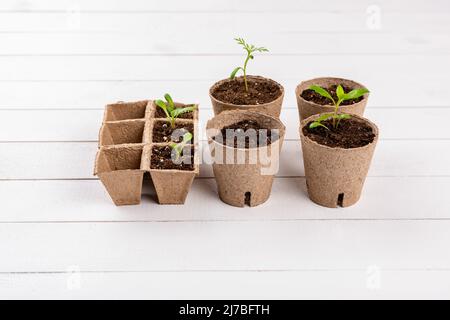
[1,0,450,299]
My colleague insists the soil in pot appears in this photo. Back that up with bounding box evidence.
[211,77,282,105]
[152,121,194,143]
[303,118,375,148]
[154,106,193,119]
[301,85,364,106]
[150,145,194,171]
[214,120,280,148]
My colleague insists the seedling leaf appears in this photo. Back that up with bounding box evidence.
[172,105,197,118]
[155,99,171,118]
[230,67,243,79]
[336,113,352,120]
[309,85,335,104]
[164,93,175,112]
[156,95,196,129]
[344,88,369,101]
[170,132,193,161]
[336,85,345,100]
[309,122,330,130]
[231,37,269,92]
[315,113,334,123]
[155,99,167,110]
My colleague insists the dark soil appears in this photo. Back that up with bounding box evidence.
[152,121,194,143]
[154,105,194,119]
[303,117,375,149]
[150,145,194,171]
[212,76,282,105]
[301,85,364,106]
[214,120,279,148]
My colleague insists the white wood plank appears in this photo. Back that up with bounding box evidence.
[1,270,449,299]
[4,33,449,55]
[0,108,448,142]
[2,0,449,13]
[0,140,448,179]
[0,177,449,222]
[2,79,448,109]
[1,220,449,272]
[1,12,449,33]
[2,55,449,82]
[0,56,449,109]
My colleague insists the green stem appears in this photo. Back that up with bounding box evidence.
[243,53,251,92]
[332,101,340,129]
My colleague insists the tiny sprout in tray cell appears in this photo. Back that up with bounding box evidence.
[308,85,369,130]
[170,132,193,162]
[155,94,197,129]
[230,38,269,92]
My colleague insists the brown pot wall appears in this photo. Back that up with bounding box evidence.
[142,142,199,205]
[209,76,285,118]
[150,168,197,204]
[143,101,199,205]
[94,144,145,206]
[207,110,285,207]
[103,100,149,121]
[94,100,199,206]
[295,77,369,121]
[99,119,146,147]
[300,114,379,208]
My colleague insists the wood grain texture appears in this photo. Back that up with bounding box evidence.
[0,140,448,179]
[1,0,449,299]
[2,270,450,300]
[1,108,449,142]
[0,177,449,222]
[2,0,449,13]
[1,220,450,273]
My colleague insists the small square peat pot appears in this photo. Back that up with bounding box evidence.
[142,143,199,205]
[94,144,145,206]
[94,100,199,206]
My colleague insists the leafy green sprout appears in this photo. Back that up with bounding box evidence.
[169,132,193,162]
[155,94,196,129]
[230,38,269,92]
[308,85,369,130]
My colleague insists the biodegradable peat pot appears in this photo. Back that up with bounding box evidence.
[94,144,145,206]
[143,145,199,205]
[207,110,285,207]
[209,75,285,118]
[141,100,199,205]
[94,99,198,206]
[300,114,379,208]
[295,77,369,121]
[103,100,149,121]
[98,119,145,147]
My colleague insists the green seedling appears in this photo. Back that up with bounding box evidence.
[230,38,269,92]
[155,94,196,129]
[309,85,369,130]
[170,132,193,162]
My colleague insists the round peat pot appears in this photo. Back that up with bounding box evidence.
[300,114,379,208]
[295,77,369,121]
[207,110,285,207]
[209,75,285,118]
